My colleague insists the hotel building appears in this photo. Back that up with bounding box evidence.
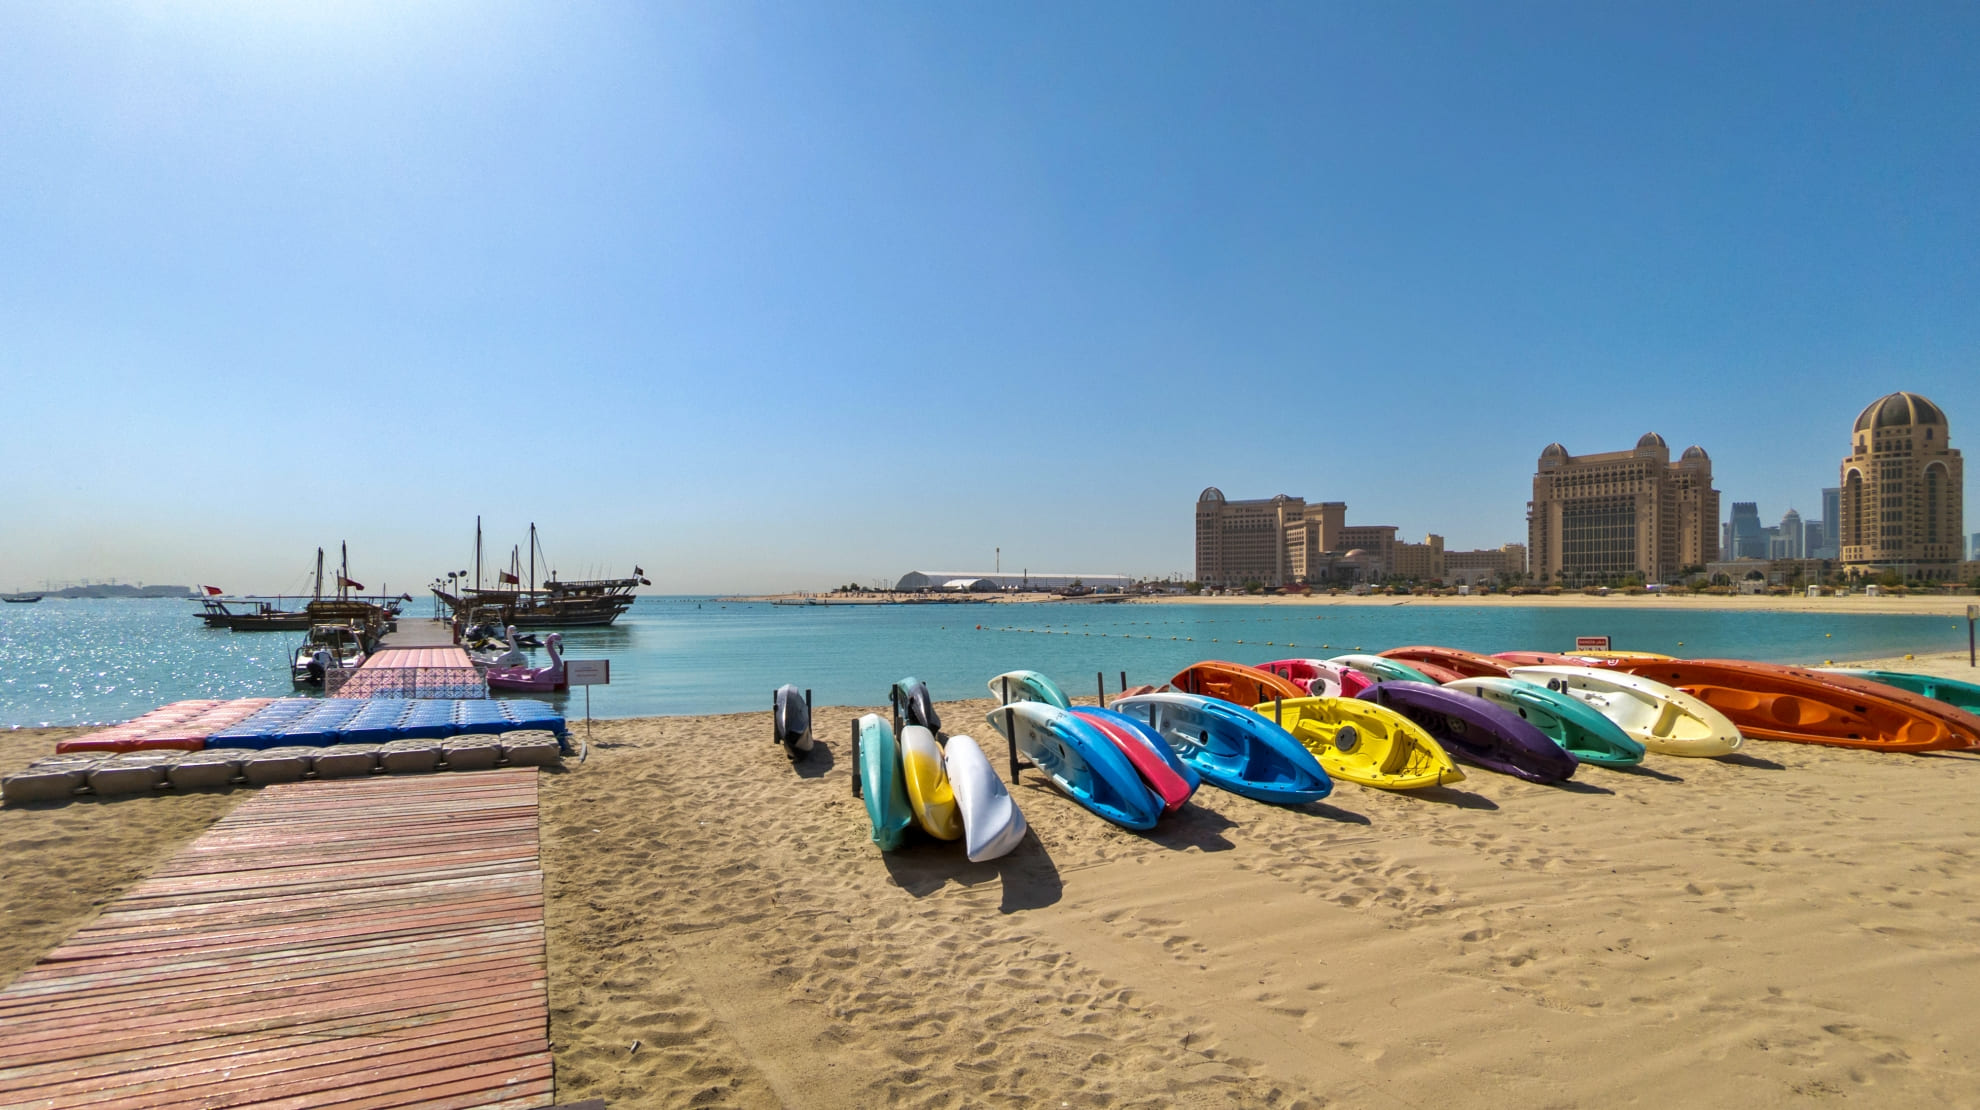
[1526,434,1720,584]
[1838,392,1965,580]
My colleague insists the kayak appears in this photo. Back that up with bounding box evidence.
[1445,677,1646,767]
[1109,692,1332,805]
[1379,646,1514,679]
[1071,706,1199,814]
[900,725,962,840]
[1171,660,1308,708]
[1612,659,1980,752]
[1330,654,1440,685]
[985,702,1164,829]
[1507,665,1742,757]
[1820,669,1980,715]
[894,676,942,732]
[987,669,1072,709]
[1356,682,1578,783]
[1255,658,1374,698]
[857,714,915,850]
[1256,695,1464,790]
[773,683,812,760]
[944,735,1028,862]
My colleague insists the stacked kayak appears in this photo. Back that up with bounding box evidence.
[1256,658,1373,698]
[987,702,1165,829]
[1380,646,1513,679]
[987,670,1072,709]
[1170,661,1308,707]
[861,690,1027,858]
[1612,659,1980,752]
[1071,706,1200,814]
[1821,669,1980,714]
[857,714,915,850]
[1357,682,1578,783]
[1508,665,1742,757]
[1257,696,1463,790]
[1445,677,1645,767]
[1331,654,1442,685]
[1110,693,1331,804]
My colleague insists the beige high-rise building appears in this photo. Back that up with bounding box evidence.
[1193,489,1350,587]
[1839,392,1964,580]
[1527,434,1720,585]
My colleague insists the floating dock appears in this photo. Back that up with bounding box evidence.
[0,770,554,1109]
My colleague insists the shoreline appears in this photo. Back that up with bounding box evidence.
[728,590,1980,617]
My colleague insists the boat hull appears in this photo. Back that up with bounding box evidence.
[1257,696,1464,790]
[1256,659,1374,698]
[1380,646,1513,678]
[1613,659,1980,751]
[1356,683,1578,783]
[986,702,1164,829]
[901,725,963,839]
[1330,654,1439,685]
[1446,677,1646,766]
[1109,693,1331,805]
[1171,660,1309,708]
[774,684,813,757]
[1071,707,1199,813]
[944,735,1028,861]
[987,670,1072,709]
[1821,669,1980,715]
[1508,665,1742,757]
[857,714,915,850]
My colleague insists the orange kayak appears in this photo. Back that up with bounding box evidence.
[1611,659,1980,751]
[1381,646,1513,678]
[1170,661,1307,709]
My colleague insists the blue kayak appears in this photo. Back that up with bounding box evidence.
[985,702,1164,830]
[1073,705,1202,794]
[1108,693,1332,805]
[858,713,915,850]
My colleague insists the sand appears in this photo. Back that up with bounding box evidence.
[9,654,1980,1107]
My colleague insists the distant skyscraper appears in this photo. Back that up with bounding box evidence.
[1779,508,1804,559]
[1721,522,1732,555]
[1821,487,1841,556]
[1972,532,1979,561]
[1730,502,1766,559]
[1805,518,1825,557]
[1840,392,1965,580]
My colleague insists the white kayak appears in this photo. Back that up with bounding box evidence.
[1507,665,1743,757]
[943,734,1028,861]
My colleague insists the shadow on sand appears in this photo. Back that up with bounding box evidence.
[788,739,836,779]
[1607,762,1684,783]
[879,830,1064,913]
[1547,777,1615,795]
[1287,799,1372,825]
[1141,803,1239,853]
[1402,784,1500,810]
[1715,752,1785,771]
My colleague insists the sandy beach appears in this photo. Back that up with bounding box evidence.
[5,649,1980,1107]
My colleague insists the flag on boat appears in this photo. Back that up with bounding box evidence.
[200,585,224,596]
[498,571,521,585]
[338,575,364,591]
[634,566,644,576]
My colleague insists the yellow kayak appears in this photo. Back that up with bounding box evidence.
[900,725,962,839]
[1254,696,1464,790]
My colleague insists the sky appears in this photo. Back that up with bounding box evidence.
[1,2,1976,594]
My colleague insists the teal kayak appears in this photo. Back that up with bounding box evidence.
[858,713,914,850]
[986,670,1071,709]
[1447,677,1646,767]
[1821,669,1980,715]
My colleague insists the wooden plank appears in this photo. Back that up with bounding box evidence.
[0,771,553,1110]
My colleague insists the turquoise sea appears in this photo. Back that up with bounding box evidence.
[0,596,1971,728]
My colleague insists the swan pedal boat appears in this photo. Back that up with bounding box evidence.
[987,669,1072,709]
[1357,682,1578,783]
[900,725,963,840]
[1170,661,1308,708]
[1445,677,1646,767]
[1330,654,1441,685]
[857,714,915,850]
[1109,692,1331,805]
[943,735,1028,862]
[1256,696,1463,790]
[1506,665,1741,757]
[986,702,1164,829]
[1255,659,1373,698]
[1612,659,1980,752]
[487,632,568,693]
[1379,646,1514,679]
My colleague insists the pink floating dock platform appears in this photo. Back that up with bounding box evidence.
[332,646,485,699]
[55,699,276,754]
[0,769,553,1109]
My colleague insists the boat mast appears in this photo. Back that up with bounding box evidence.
[529,523,536,593]
[340,542,349,602]
[314,548,324,602]
[475,516,483,592]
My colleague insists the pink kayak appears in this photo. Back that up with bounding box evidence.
[1255,658,1374,698]
[1071,708,1195,815]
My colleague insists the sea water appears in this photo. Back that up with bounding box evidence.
[0,596,1970,727]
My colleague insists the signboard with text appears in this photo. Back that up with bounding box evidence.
[1573,636,1611,652]
[566,659,611,686]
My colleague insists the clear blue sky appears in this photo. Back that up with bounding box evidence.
[2,2,1975,594]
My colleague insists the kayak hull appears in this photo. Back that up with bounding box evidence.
[1257,695,1464,790]
[857,714,916,850]
[944,735,1028,862]
[901,725,963,840]
[1356,682,1578,783]
[1445,677,1646,766]
[1614,659,1980,752]
[987,670,1072,709]
[1110,693,1332,805]
[1072,706,1199,813]
[1508,665,1742,757]
[986,702,1164,829]
[1256,659,1373,698]
[1380,646,1513,679]
[1330,654,1439,685]
[1171,660,1309,708]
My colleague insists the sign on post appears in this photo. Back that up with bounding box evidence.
[1574,635,1611,652]
[565,659,610,753]
[566,659,610,685]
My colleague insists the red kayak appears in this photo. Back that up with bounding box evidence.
[1071,708,1195,814]
[1172,660,1309,707]
[1254,658,1374,697]
[1381,645,1513,679]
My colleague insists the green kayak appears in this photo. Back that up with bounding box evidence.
[1446,677,1647,767]
[857,714,914,850]
[1821,669,1980,715]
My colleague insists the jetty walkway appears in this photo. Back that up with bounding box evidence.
[0,770,554,1109]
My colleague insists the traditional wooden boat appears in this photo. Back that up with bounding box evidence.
[1611,659,1980,752]
[431,520,647,629]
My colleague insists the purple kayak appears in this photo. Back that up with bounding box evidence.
[1355,682,1578,784]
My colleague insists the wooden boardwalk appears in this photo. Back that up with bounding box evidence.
[0,771,553,1110]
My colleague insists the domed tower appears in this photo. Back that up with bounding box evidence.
[1839,392,1963,578]
[1528,433,1719,586]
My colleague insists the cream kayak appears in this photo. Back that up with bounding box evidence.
[1507,665,1743,757]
